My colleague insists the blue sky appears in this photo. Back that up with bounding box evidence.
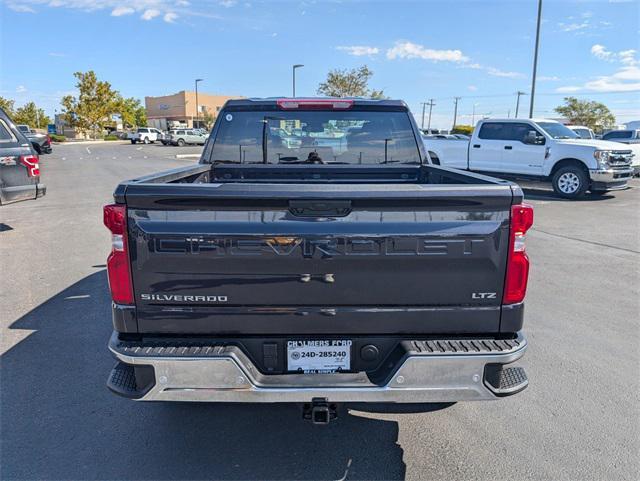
[1,0,638,128]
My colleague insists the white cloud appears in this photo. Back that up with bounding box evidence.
[384,40,523,80]
[558,48,640,93]
[219,0,237,6]
[619,49,638,66]
[556,85,583,93]
[48,52,66,57]
[486,67,524,79]
[539,76,560,81]
[7,3,36,13]
[336,45,380,57]
[591,44,614,61]
[559,21,590,32]
[163,12,178,23]
[467,85,478,91]
[386,41,468,63]
[111,6,134,17]
[10,1,201,23]
[141,9,160,20]
[16,86,27,93]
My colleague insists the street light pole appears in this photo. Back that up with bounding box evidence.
[529,0,543,118]
[195,78,204,128]
[292,64,304,97]
[515,91,527,118]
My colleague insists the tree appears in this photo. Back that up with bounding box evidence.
[317,65,386,98]
[115,96,147,129]
[0,96,15,116]
[13,102,51,129]
[202,107,216,130]
[61,71,119,137]
[554,97,616,133]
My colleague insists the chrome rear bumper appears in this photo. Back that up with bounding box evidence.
[108,332,528,403]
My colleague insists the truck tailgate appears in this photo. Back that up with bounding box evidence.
[125,183,515,334]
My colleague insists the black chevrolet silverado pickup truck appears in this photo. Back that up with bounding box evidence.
[105,98,533,423]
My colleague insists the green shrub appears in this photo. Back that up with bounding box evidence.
[451,125,474,136]
[103,135,119,141]
[49,134,66,142]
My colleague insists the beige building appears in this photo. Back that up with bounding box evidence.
[145,91,242,130]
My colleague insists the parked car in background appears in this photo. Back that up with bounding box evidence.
[601,129,640,175]
[16,124,52,154]
[1,110,46,205]
[423,118,635,198]
[602,129,640,142]
[128,127,163,144]
[168,129,208,146]
[567,125,595,140]
[107,131,129,140]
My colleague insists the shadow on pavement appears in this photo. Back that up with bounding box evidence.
[521,187,616,202]
[1,271,406,481]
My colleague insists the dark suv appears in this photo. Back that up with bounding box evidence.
[0,108,46,205]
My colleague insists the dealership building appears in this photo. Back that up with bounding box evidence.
[145,91,241,130]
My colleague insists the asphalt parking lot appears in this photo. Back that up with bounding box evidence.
[1,141,638,481]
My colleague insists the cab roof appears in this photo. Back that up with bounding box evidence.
[223,97,409,111]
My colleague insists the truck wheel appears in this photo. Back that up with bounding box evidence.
[552,165,588,199]
[177,139,185,147]
[143,137,150,144]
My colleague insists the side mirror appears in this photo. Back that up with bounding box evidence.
[524,131,545,145]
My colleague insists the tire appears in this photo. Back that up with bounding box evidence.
[130,139,136,144]
[551,165,589,199]
[177,138,185,147]
[143,137,150,144]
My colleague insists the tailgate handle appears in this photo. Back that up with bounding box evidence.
[289,200,352,217]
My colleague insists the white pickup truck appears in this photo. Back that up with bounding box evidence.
[423,119,636,198]
[128,127,164,144]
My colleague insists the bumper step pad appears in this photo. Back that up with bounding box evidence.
[484,365,528,396]
[107,361,155,399]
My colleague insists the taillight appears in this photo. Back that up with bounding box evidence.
[277,98,354,110]
[503,203,534,304]
[103,204,134,305]
[19,155,40,177]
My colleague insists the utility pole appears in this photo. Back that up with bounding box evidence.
[472,103,478,125]
[420,102,427,129]
[292,64,304,97]
[529,0,543,118]
[452,97,461,130]
[426,99,435,131]
[515,91,527,118]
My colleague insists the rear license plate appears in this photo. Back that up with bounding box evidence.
[287,340,352,373]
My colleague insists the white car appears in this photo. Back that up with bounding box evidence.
[601,130,640,175]
[128,127,164,144]
[567,125,595,140]
[423,118,635,198]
